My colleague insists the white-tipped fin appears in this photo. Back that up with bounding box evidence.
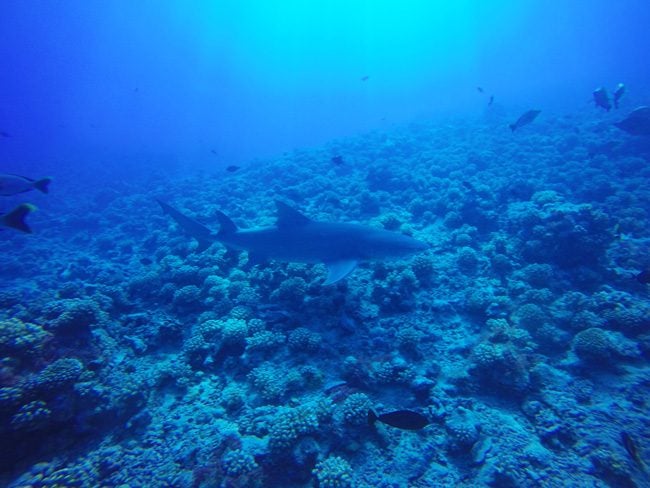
[323,260,358,285]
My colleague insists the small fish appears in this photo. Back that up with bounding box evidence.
[635,269,650,284]
[620,431,647,472]
[226,165,240,172]
[509,109,541,132]
[593,87,612,111]
[0,203,37,233]
[368,409,430,430]
[613,83,625,109]
[488,95,494,106]
[0,174,52,196]
[211,149,218,156]
[614,106,650,136]
[0,131,10,138]
[462,181,475,192]
[140,257,153,265]
[331,155,344,165]
[361,75,370,82]
[477,86,484,93]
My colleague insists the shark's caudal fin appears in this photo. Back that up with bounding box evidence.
[156,199,214,252]
[275,201,311,228]
[1,203,37,233]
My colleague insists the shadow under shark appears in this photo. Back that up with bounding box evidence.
[157,200,429,285]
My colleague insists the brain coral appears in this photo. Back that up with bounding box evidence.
[572,328,617,363]
[10,400,52,432]
[269,406,319,451]
[338,393,372,426]
[312,456,354,488]
[221,448,258,477]
[0,318,51,358]
[288,328,321,352]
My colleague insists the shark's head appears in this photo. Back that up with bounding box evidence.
[360,229,430,260]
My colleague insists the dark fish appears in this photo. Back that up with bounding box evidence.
[331,155,344,165]
[509,109,541,132]
[614,106,650,136]
[368,409,429,430]
[620,431,647,472]
[593,87,612,111]
[0,174,52,196]
[361,75,370,82]
[211,149,218,155]
[477,86,484,93]
[140,258,153,265]
[488,95,494,106]
[226,165,240,172]
[613,83,625,109]
[462,181,475,192]
[635,269,650,284]
[0,131,10,138]
[0,203,36,234]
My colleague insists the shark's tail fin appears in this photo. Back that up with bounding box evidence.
[156,199,214,252]
[33,177,52,194]
[2,203,37,233]
[215,210,238,237]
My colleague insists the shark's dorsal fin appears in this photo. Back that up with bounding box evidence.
[216,210,238,236]
[323,260,358,285]
[275,201,311,228]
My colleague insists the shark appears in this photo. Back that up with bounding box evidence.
[157,200,429,285]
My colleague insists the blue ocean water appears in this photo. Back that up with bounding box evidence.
[1,1,650,487]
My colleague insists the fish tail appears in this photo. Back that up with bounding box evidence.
[509,124,516,132]
[2,203,37,233]
[367,409,378,427]
[33,177,52,194]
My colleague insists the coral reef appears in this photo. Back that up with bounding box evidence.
[2,106,650,488]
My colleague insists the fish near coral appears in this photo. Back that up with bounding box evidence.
[1,203,37,233]
[593,87,612,111]
[157,200,429,285]
[613,83,625,109]
[368,409,430,430]
[509,110,541,132]
[614,106,650,136]
[0,174,51,196]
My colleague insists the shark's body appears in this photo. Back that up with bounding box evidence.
[158,200,428,285]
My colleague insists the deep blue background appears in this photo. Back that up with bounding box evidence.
[1,0,649,174]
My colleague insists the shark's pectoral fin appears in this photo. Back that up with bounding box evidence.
[195,239,212,253]
[323,260,358,285]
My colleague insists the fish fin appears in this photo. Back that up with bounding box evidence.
[368,410,378,427]
[156,199,214,251]
[323,260,358,285]
[275,201,311,228]
[33,177,52,194]
[195,239,212,253]
[7,173,33,181]
[1,203,36,233]
[509,124,516,132]
[215,210,238,236]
